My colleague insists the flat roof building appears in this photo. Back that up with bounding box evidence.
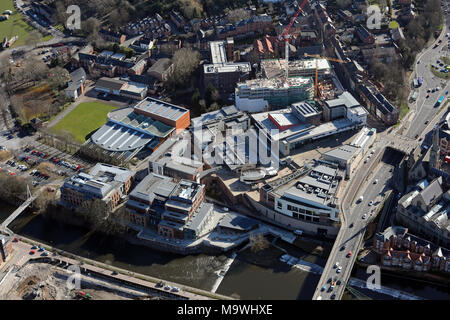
[61,163,135,211]
[90,98,190,159]
[259,160,345,236]
[235,76,314,112]
[252,95,366,156]
[261,58,332,79]
[203,39,251,94]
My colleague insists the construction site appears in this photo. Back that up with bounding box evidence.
[0,261,166,300]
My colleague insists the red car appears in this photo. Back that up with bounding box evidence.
[347,250,352,257]
[76,165,82,171]
[29,250,36,255]
[13,237,18,242]
[31,150,36,155]
[426,93,430,98]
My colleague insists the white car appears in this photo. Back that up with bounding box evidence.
[368,201,374,206]
[373,179,378,184]
[333,262,339,269]
[362,214,367,219]
[337,266,342,273]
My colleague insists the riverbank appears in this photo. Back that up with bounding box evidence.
[356,254,450,287]
[12,234,233,300]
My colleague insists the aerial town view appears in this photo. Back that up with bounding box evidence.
[0,0,448,309]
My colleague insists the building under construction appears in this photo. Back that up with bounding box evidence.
[261,58,332,79]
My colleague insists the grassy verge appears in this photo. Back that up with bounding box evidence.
[441,56,450,65]
[41,34,53,42]
[398,102,409,120]
[430,65,450,79]
[0,0,35,47]
[50,102,117,142]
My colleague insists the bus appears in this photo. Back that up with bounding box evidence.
[436,95,445,107]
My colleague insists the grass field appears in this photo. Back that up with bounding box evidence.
[0,0,35,47]
[50,102,118,143]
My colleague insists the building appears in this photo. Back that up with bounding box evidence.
[60,163,135,211]
[235,77,314,112]
[252,95,366,156]
[148,136,204,182]
[357,83,399,125]
[216,14,272,40]
[99,29,127,44]
[261,58,332,79]
[258,160,345,237]
[121,14,164,37]
[65,67,86,100]
[90,97,190,158]
[77,49,150,78]
[126,173,213,240]
[147,58,173,82]
[170,10,186,29]
[0,235,13,264]
[323,91,367,123]
[356,26,375,44]
[322,126,376,178]
[396,177,450,248]
[95,77,148,100]
[374,226,450,273]
[203,39,251,94]
[126,173,176,228]
[216,212,259,235]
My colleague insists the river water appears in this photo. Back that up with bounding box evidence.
[4,207,323,299]
[2,205,449,300]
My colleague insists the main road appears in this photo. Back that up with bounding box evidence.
[403,0,450,139]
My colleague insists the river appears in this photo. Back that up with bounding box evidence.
[2,205,449,300]
[4,206,323,299]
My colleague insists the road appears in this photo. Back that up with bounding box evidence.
[313,150,398,300]
[313,0,450,300]
[403,0,450,140]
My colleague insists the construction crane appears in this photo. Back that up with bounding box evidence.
[303,53,346,98]
[278,0,309,79]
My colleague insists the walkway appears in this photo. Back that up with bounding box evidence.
[0,194,38,235]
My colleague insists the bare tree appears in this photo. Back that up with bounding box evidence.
[25,30,43,49]
[165,47,201,91]
[227,8,251,24]
[249,233,269,253]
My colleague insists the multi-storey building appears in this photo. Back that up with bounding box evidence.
[125,173,213,240]
[60,164,135,211]
[256,160,345,237]
[235,77,314,112]
[203,39,251,94]
[374,226,450,273]
[396,177,450,248]
[261,58,332,79]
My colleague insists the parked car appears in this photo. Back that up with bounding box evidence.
[347,250,352,257]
